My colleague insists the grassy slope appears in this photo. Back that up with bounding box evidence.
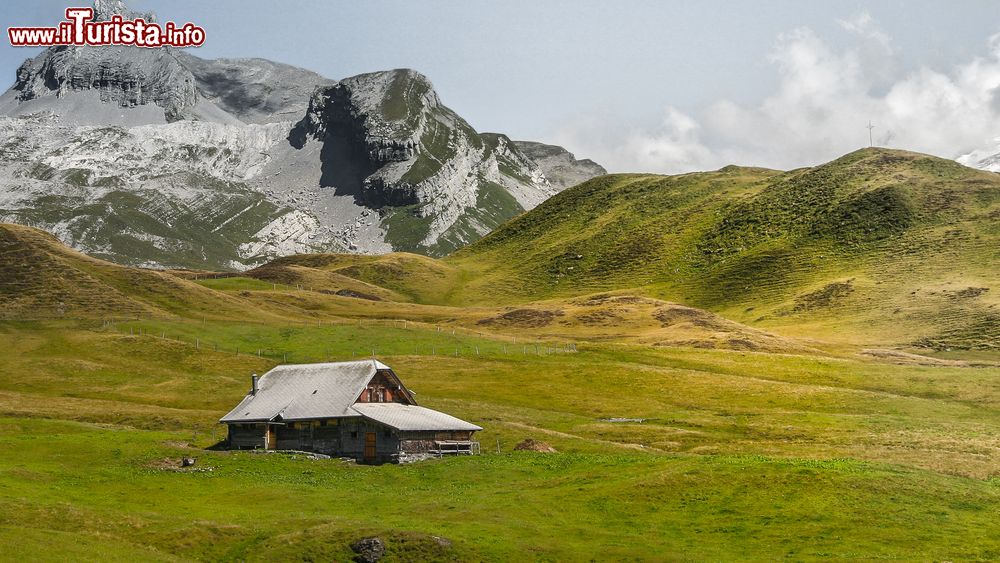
[445,149,1000,349]
[263,149,999,349]
[246,252,464,304]
[0,224,289,321]
[2,222,803,353]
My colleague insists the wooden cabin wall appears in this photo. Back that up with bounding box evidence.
[355,371,411,404]
[272,420,345,452]
[227,423,265,449]
[228,419,477,462]
[337,418,401,461]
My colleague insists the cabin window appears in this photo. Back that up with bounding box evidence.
[383,430,392,438]
[319,420,327,427]
[351,431,358,438]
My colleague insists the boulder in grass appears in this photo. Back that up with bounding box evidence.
[351,536,386,563]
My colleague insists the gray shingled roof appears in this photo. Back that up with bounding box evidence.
[351,403,483,432]
[220,360,390,423]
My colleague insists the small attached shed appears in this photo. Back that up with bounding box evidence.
[219,360,481,463]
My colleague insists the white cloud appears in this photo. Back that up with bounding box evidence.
[554,14,1000,174]
[838,11,892,52]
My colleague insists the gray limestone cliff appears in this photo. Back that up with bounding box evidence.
[513,140,607,190]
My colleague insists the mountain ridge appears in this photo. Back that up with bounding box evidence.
[0,2,605,269]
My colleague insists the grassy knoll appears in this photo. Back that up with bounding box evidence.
[442,149,1000,349]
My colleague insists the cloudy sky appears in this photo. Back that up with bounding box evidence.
[4,1,1000,172]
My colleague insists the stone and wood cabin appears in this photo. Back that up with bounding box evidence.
[219,360,481,463]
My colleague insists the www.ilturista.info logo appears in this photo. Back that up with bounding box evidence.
[8,7,205,48]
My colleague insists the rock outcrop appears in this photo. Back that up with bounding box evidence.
[289,69,560,253]
[11,46,201,122]
[176,53,335,124]
[513,140,607,190]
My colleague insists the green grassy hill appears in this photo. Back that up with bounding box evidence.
[3,222,800,353]
[0,224,287,321]
[246,252,464,304]
[447,148,1000,350]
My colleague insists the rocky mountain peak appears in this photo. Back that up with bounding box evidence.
[294,69,436,159]
[14,47,199,121]
[93,0,154,22]
[11,45,199,123]
[7,1,198,123]
[290,68,458,207]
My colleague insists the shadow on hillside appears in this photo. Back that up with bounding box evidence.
[288,120,376,205]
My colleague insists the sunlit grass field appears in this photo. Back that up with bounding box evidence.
[2,316,999,560]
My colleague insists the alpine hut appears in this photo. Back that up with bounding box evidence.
[220,360,481,463]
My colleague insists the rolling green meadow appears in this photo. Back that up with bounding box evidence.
[2,147,1000,560]
[3,319,1000,561]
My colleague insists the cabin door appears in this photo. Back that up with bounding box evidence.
[364,432,377,462]
[265,425,276,450]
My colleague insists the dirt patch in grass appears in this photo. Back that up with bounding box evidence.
[653,306,713,327]
[574,294,654,306]
[793,279,855,312]
[727,338,761,351]
[576,309,624,326]
[573,293,614,306]
[477,309,564,328]
[660,339,718,349]
[860,349,969,366]
[327,289,382,301]
[145,457,213,472]
[513,438,557,453]
[948,287,990,300]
